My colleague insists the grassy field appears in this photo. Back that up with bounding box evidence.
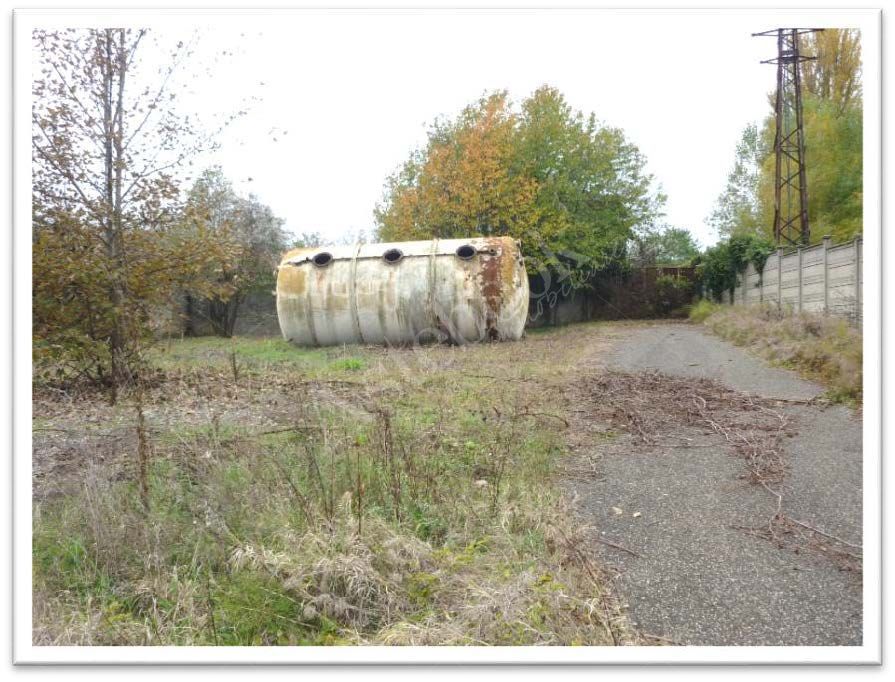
[32,325,630,646]
[689,301,863,404]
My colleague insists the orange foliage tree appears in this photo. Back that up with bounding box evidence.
[32,28,240,395]
[376,87,664,287]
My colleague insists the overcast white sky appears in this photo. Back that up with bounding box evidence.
[153,11,848,247]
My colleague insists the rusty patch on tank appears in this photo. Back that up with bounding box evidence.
[279,266,307,296]
[479,237,511,340]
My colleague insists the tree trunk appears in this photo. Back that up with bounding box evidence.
[105,29,134,394]
[184,293,196,337]
[100,29,126,393]
[207,292,243,338]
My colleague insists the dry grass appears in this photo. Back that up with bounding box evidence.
[32,324,630,646]
[691,303,862,404]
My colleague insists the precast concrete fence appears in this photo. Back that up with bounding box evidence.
[720,235,863,327]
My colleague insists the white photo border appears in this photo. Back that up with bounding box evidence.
[12,3,882,665]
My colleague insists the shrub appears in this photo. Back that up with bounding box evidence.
[653,275,695,316]
[688,299,720,323]
[698,234,775,301]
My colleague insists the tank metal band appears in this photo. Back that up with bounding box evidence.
[303,262,319,347]
[349,242,365,344]
[428,238,439,334]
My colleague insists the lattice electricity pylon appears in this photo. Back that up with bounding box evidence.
[752,27,823,246]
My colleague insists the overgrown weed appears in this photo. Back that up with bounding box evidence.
[33,329,626,645]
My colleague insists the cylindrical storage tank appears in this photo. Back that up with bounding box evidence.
[276,237,529,347]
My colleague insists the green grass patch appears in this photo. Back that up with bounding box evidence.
[151,336,338,373]
[327,357,365,372]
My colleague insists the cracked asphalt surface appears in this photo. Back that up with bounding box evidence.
[568,323,862,646]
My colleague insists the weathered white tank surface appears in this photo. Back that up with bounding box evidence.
[276,236,529,346]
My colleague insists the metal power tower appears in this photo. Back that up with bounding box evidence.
[752,28,823,246]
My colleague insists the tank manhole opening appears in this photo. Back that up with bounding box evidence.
[382,248,404,264]
[455,244,476,260]
[312,252,333,267]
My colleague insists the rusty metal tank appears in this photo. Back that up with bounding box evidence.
[276,237,529,346]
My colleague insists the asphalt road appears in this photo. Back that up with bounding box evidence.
[569,323,863,646]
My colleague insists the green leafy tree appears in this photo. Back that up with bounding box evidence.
[516,86,664,282]
[632,226,700,266]
[708,124,764,239]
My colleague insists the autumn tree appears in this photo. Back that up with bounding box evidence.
[375,87,663,287]
[755,95,863,242]
[184,168,287,337]
[708,29,862,244]
[802,28,862,112]
[375,92,540,243]
[756,29,863,242]
[32,28,238,394]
